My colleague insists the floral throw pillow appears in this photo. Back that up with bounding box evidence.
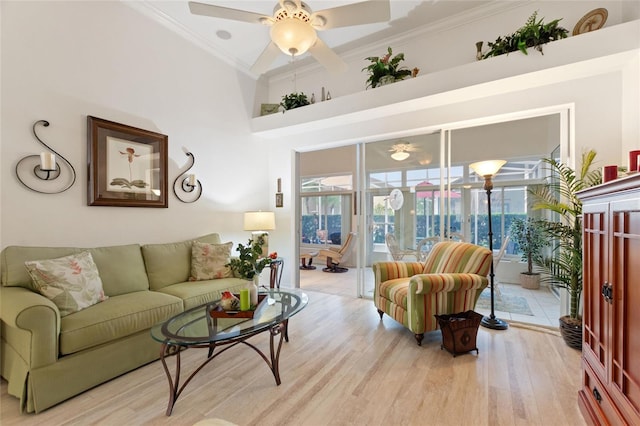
[24,251,108,317]
[190,241,233,281]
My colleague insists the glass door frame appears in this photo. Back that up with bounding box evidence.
[296,104,575,301]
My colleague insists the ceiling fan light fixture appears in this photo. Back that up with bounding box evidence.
[270,17,317,56]
[391,151,410,161]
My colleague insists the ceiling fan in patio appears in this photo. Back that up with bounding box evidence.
[188,0,390,75]
[389,142,416,161]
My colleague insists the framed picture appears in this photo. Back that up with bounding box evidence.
[87,116,168,207]
[275,192,283,208]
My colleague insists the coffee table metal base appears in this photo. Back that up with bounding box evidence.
[160,319,289,416]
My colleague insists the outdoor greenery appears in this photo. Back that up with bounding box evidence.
[529,150,601,320]
[362,46,418,89]
[280,92,310,111]
[482,11,568,59]
[509,217,546,274]
[227,237,272,280]
[301,213,528,249]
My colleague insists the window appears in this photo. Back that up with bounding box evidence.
[301,175,352,248]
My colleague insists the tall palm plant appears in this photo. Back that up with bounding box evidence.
[529,150,601,321]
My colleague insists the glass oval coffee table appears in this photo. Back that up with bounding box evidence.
[151,288,308,415]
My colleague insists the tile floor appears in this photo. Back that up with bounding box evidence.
[298,265,561,329]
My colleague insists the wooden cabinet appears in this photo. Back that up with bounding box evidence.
[578,174,640,425]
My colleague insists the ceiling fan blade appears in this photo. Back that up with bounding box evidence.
[311,0,390,30]
[250,42,282,75]
[308,38,347,75]
[188,1,270,25]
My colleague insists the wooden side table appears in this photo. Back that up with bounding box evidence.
[270,257,284,288]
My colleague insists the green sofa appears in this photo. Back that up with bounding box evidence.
[0,233,250,413]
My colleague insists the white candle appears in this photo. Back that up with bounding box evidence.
[40,152,55,171]
[188,174,196,186]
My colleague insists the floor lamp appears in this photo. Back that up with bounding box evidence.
[469,159,508,330]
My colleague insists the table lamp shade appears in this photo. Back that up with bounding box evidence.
[244,211,276,231]
[244,211,275,258]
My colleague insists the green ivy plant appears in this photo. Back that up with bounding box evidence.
[227,237,272,280]
[482,11,568,59]
[280,92,310,111]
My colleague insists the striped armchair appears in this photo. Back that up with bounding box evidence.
[373,241,492,345]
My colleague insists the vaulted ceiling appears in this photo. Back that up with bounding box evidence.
[125,1,491,77]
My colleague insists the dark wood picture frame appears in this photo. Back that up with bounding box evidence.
[87,116,168,207]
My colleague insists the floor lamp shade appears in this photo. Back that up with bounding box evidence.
[244,211,276,257]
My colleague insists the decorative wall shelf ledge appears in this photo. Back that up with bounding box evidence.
[251,20,639,139]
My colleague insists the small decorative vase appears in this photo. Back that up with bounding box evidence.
[476,41,483,60]
[249,276,258,306]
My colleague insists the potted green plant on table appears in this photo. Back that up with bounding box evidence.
[482,11,568,59]
[227,237,272,281]
[529,150,601,349]
[509,217,545,289]
[227,237,272,307]
[362,46,419,89]
[280,92,310,111]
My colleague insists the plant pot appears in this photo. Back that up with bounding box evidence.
[378,75,397,86]
[519,272,540,289]
[559,315,582,350]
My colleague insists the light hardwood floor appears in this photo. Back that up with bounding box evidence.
[1,289,586,426]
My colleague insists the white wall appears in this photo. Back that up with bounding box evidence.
[0,1,272,250]
[2,1,638,290]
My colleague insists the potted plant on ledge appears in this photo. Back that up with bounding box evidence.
[481,11,568,59]
[509,217,545,289]
[280,92,310,111]
[529,150,601,349]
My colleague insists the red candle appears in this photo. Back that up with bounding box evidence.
[630,150,640,172]
[603,165,617,183]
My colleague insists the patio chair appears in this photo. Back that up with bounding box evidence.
[415,236,440,261]
[491,235,510,297]
[319,232,355,273]
[385,233,420,261]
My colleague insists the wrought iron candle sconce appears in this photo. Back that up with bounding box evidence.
[173,152,202,203]
[15,120,77,194]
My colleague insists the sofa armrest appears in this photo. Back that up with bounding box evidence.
[373,261,425,283]
[0,286,60,368]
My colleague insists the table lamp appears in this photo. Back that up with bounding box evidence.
[244,211,276,257]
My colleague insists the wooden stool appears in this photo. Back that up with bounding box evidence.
[300,252,318,270]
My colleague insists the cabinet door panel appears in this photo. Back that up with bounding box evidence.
[582,209,608,379]
[610,210,640,422]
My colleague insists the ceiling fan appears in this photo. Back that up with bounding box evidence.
[188,0,391,75]
[389,142,416,161]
